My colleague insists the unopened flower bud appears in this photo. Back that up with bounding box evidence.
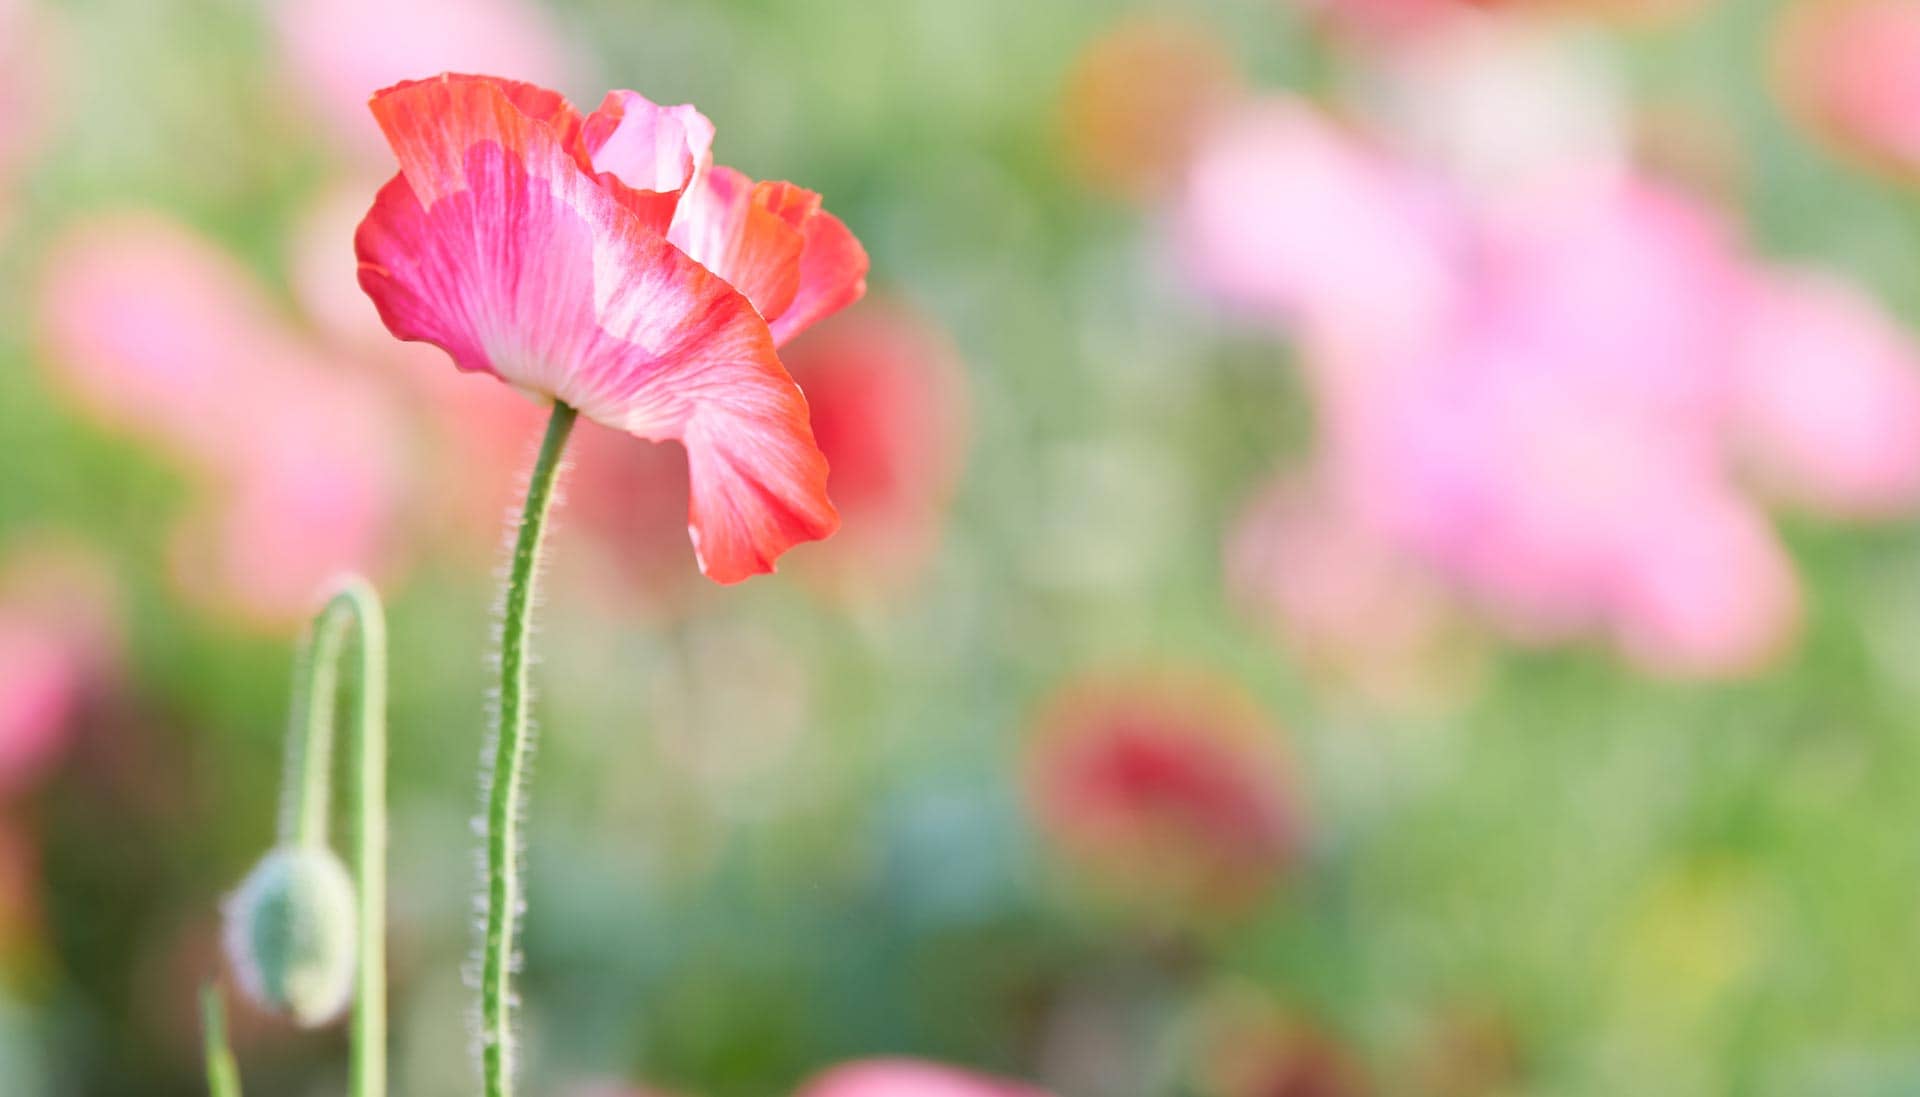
[221,845,357,1027]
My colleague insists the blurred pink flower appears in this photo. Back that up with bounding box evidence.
[0,540,119,799]
[1333,178,1768,655]
[1185,83,1920,677]
[794,1059,1053,1097]
[1226,479,1471,701]
[1180,99,1459,363]
[38,216,403,625]
[1731,271,1920,518]
[276,0,575,158]
[781,300,969,593]
[1776,0,1920,179]
[1024,670,1302,915]
[0,625,82,800]
[564,420,705,607]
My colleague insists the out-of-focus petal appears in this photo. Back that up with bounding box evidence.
[0,623,82,798]
[1776,0,1920,179]
[1180,97,1461,362]
[1732,271,1920,517]
[1610,490,1801,678]
[1226,479,1472,704]
[356,74,837,582]
[1024,670,1302,916]
[780,300,968,590]
[40,215,290,457]
[794,1059,1055,1097]
[0,539,120,799]
[40,216,403,623]
[276,0,574,157]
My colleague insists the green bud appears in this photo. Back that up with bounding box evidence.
[221,845,357,1027]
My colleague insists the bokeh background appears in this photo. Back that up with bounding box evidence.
[7,0,1920,1094]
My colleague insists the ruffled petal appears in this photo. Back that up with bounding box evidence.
[580,90,716,235]
[669,169,869,345]
[769,203,869,346]
[668,166,805,323]
[355,73,837,581]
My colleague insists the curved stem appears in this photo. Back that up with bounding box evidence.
[280,624,340,849]
[276,579,388,1097]
[200,984,243,1097]
[482,400,577,1097]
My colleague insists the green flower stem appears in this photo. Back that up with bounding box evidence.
[275,579,389,1097]
[483,400,578,1097]
[200,984,243,1097]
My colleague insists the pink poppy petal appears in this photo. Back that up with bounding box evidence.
[669,168,869,344]
[583,89,715,197]
[768,204,870,347]
[667,165,806,322]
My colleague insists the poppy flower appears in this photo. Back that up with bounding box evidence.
[1023,670,1302,915]
[355,74,866,581]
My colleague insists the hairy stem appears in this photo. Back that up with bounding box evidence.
[482,400,577,1097]
[278,580,389,1097]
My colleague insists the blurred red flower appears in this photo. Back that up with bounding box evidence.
[1196,998,1369,1097]
[356,75,867,582]
[782,301,969,593]
[1023,671,1302,915]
